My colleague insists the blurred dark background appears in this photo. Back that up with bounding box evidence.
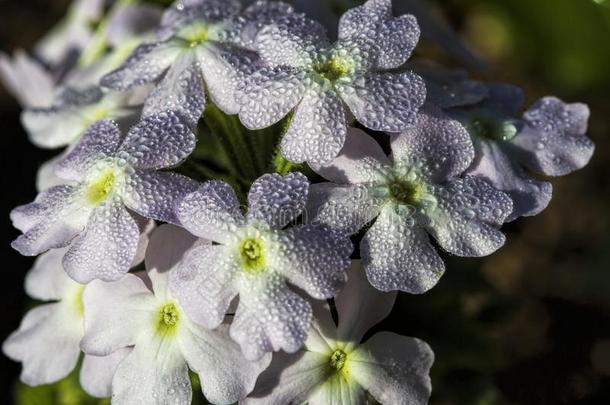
[1,0,610,404]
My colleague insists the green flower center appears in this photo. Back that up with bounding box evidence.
[329,349,347,371]
[388,179,424,206]
[156,303,181,336]
[314,56,351,82]
[179,24,210,48]
[240,238,266,273]
[86,169,117,205]
[470,116,517,142]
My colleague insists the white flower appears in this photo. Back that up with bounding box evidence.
[244,260,434,405]
[2,248,130,397]
[80,224,270,405]
[170,172,353,360]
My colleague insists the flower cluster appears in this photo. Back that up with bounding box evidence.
[1,0,594,404]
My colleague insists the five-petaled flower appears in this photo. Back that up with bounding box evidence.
[10,112,196,283]
[170,172,353,360]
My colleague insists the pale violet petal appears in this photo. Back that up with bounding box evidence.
[119,112,196,170]
[512,97,594,176]
[55,120,122,182]
[170,244,238,329]
[247,172,309,229]
[281,89,347,165]
[237,65,306,130]
[142,53,205,129]
[361,205,445,293]
[338,71,426,133]
[80,349,132,398]
[391,107,474,182]
[179,323,271,404]
[63,198,140,283]
[11,186,91,257]
[274,224,352,299]
[349,332,434,405]
[307,183,382,236]
[124,170,198,225]
[176,181,245,244]
[37,154,69,192]
[336,260,397,344]
[414,64,488,109]
[310,127,391,184]
[231,273,312,360]
[81,273,155,356]
[101,41,182,90]
[427,176,512,257]
[21,107,91,149]
[0,50,54,108]
[307,376,365,404]
[467,138,553,221]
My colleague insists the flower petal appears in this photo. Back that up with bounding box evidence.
[11,186,91,257]
[3,304,81,386]
[339,0,420,69]
[176,181,245,244]
[361,206,445,294]
[80,349,132,398]
[200,44,261,115]
[255,17,328,68]
[231,273,313,360]
[391,107,474,182]
[101,41,182,90]
[427,176,512,257]
[159,0,242,40]
[308,183,382,236]
[123,170,197,225]
[21,106,92,149]
[24,248,76,301]
[112,338,191,405]
[512,97,594,176]
[119,111,196,170]
[0,50,54,108]
[55,120,122,182]
[308,375,365,404]
[281,89,347,165]
[247,172,309,229]
[63,198,140,283]
[170,244,237,329]
[237,65,306,129]
[415,65,488,109]
[37,154,69,192]
[241,351,330,405]
[311,127,390,184]
[274,224,352,299]
[81,273,154,356]
[142,53,205,129]
[180,322,271,404]
[145,224,199,301]
[336,261,397,344]
[349,332,433,405]
[467,138,553,220]
[338,71,425,132]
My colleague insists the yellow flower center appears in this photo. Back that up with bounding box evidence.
[239,238,266,273]
[156,303,181,336]
[315,56,352,82]
[86,169,117,205]
[179,24,210,48]
[329,349,347,371]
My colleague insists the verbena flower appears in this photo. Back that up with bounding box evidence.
[170,172,353,360]
[237,0,426,165]
[100,0,286,127]
[244,261,434,404]
[80,224,270,405]
[308,109,513,294]
[1,247,129,395]
[21,87,142,149]
[444,83,595,220]
[10,112,196,283]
